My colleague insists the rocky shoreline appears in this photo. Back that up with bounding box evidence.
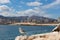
[15,32,60,40]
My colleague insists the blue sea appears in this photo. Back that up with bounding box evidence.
[0,25,55,40]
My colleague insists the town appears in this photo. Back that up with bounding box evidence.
[0,15,59,25]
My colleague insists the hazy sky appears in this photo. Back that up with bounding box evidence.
[0,0,60,18]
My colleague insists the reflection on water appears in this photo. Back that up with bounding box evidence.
[0,25,55,40]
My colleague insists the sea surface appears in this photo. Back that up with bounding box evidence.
[0,25,55,40]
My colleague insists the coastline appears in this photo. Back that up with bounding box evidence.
[10,23,59,26]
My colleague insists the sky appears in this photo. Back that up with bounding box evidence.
[0,0,60,19]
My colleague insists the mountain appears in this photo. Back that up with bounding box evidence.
[0,15,58,24]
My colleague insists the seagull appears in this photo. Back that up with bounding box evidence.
[19,27,26,35]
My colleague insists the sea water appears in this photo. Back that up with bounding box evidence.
[0,25,55,40]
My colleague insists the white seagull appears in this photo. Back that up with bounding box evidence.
[19,27,26,35]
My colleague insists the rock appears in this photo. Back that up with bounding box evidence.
[15,35,28,40]
[15,32,60,40]
[27,36,36,40]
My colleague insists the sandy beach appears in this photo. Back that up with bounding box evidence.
[10,22,58,26]
[15,32,60,40]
